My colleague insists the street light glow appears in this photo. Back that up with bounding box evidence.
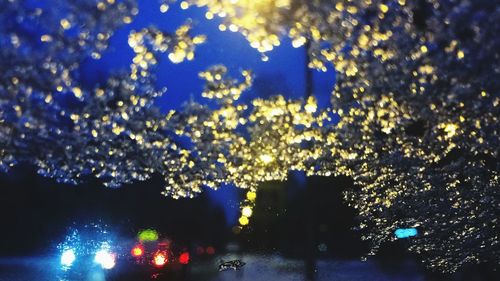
[242,206,253,217]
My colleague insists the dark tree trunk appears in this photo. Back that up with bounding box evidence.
[305,40,314,98]
[305,177,316,281]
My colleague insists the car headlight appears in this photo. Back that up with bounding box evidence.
[61,249,76,267]
[94,249,116,269]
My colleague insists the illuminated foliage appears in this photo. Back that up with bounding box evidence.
[310,0,500,272]
[0,0,206,190]
[171,65,328,187]
[129,22,206,72]
[169,65,329,225]
[183,0,392,71]
[0,0,137,172]
[175,0,499,272]
[185,0,290,53]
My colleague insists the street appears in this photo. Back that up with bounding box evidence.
[0,254,425,281]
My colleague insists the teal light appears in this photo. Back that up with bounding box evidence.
[395,228,418,239]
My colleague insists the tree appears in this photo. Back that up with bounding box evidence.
[1,0,136,172]
[0,0,206,191]
[179,0,499,272]
[312,0,500,272]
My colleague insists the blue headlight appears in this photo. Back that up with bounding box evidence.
[61,249,76,267]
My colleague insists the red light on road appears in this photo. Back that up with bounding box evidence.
[153,252,167,267]
[131,245,144,257]
[206,246,215,255]
[179,252,190,265]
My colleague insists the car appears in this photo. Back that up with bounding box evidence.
[129,238,191,268]
[57,224,120,280]
[57,225,193,280]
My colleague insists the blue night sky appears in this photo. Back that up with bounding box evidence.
[82,1,336,225]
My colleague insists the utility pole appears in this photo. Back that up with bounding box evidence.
[304,38,316,281]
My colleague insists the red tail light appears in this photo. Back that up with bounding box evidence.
[153,252,167,267]
[131,245,144,257]
[206,246,215,255]
[179,252,190,265]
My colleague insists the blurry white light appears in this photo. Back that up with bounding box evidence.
[242,206,253,217]
[61,249,76,267]
[94,249,116,269]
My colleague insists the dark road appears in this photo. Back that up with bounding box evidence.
[0,254,427,281]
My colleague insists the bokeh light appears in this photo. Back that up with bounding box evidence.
[131,245,144,257]
[153,252,167,267]
[60,249,76,267]
[138,229,159,242]
[94,249,116,270]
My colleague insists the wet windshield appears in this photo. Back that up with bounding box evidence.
[1,0,499,280]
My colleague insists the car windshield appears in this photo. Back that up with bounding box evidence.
[1,1,499,281]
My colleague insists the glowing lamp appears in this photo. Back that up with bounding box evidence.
[179,252,190,264]
[61,249,76,267]
[395,228,418,239]
[131,245,144,257]
[94,249,116,269]
[153,252,167,267]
